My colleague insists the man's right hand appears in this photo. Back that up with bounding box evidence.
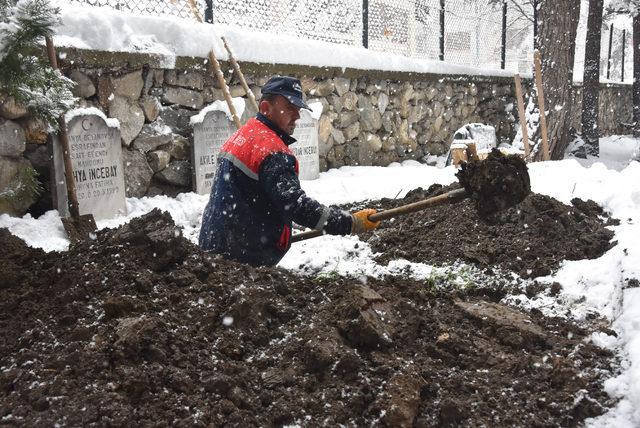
[351,209,381,234]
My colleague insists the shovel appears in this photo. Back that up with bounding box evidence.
[292,149,531,243]
[291,188,468,243]
[45,36,97,243]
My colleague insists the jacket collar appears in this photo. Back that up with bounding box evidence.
[256,113,297,146]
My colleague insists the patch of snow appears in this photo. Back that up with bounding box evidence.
[64,107,120,129]
[190,98,246,125]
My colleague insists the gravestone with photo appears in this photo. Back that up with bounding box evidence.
[53,112,126,220]
[192,110,237,195]
[290,109,319,180]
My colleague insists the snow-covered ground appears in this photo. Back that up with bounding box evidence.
[2,136,640,426]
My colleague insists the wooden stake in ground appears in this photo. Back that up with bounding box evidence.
[513,74,531,160]
[45,36,97,242]
[208,48,242,129]
[221,37,259,112]
[185,0,242,129]
[533,50,550,161]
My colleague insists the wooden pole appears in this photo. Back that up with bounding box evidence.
[208,49,242,129]
[533,50,550,161]
[186,0,203,22]
[513,74,531,159]
[221,37,259,112]
[45,36,80,220]
[186,0,242,129]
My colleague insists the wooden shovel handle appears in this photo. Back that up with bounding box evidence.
[291,188,467,243]
[513,74,531,160]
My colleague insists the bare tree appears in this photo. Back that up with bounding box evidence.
[488,0,538,46]
[582,0,605,155]
[536,0,581,159]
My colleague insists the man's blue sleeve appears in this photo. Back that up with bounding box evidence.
[260,152,352,235]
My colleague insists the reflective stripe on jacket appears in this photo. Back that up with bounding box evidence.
[199,114,352,266]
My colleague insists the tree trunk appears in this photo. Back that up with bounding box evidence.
[537,0,581,159]
[581,0,603,155]
[634,13,640,137]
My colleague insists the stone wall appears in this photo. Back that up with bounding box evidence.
[310,76,516,170]
[0,48,633,216]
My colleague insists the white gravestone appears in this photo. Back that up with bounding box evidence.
[53,114,126,220]
[192,110,237,195]
[290,109,320,180]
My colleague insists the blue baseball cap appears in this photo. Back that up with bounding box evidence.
[261,76,310,110]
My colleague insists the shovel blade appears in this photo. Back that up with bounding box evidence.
[61,214,97,244]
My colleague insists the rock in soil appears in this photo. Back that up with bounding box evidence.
[0,209,618,426]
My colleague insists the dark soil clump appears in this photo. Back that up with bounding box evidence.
[0,209,617,426]
[368,185,615,278]
[456,149,531,216]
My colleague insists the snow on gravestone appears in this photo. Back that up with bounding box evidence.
[290,109,319,180]
[192,110,237,195]
[53,112,126,220]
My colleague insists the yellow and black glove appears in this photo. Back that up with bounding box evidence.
[351,209,381,234]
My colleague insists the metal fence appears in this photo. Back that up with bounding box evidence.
[64,0,630,81]
[602,24,632,83]
[73,0,195,19]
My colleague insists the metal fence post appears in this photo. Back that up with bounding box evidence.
[607,23,613,79]
[362,0,369,48]
[440,0,445,61]
[204,0,212,23]
[501,1,507,69]
[532,0,538,48]
[622,29,626,82]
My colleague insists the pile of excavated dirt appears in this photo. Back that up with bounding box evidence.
[0,210,618,426]
[367,185,616,278]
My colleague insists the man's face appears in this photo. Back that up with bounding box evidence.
[262,95,301,135]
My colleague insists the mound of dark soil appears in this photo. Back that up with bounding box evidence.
[368,185,616,278]
[0,210,617,426]
[457,149,531,216]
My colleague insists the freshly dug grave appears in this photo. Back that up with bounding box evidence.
[367,185,616,278]
[0,210,618,426]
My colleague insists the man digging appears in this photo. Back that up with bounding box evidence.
[199,76,381,266]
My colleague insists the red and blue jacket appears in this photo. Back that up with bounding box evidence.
[199,113,353,266]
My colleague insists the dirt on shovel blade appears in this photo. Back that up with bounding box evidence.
[61,214,97,244]
[456,148,531,216]
[0,210,619,426]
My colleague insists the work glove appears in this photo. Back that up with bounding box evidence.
[351,208,381,234]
